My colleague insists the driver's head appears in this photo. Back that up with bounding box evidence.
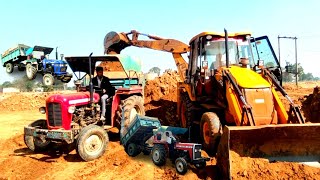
[96,66,103,78]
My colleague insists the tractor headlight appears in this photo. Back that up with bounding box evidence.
[68,106,76,114]
[194,149,201,153]
[39,107,46,114]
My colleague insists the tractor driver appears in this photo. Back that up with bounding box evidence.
[165,131,176,158]
[92,66,113,121]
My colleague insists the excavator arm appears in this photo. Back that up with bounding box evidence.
[104,30,190,80]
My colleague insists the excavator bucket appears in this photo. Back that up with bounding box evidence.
[217,123,320,179]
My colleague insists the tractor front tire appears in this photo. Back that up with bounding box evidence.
[117,95,145,137]
[24,119,51,152]
[76,125,109,161]
[125,143,141,157]
[200,112,222,156]
[43,74,55,86]
[175,157,188,175]
[5,62,14,73]
[26,63,37,80]
[151,144,167,166]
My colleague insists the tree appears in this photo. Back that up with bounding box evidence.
[1,81,13,88]
[148,67,161,76]
[12,76,35,92]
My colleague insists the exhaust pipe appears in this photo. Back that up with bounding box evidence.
[224,29,229,68]
[88,52,94,105]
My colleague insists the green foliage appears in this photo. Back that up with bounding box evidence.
[1,81,13,88]
[12,76,35,92]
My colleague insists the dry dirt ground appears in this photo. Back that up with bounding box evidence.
[0,73,320,180]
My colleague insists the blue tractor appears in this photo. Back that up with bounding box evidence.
[24,46,72,86]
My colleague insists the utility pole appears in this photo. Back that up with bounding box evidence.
[278,36,298,86]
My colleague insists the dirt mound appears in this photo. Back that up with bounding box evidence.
[0,92,73,112]
[302,86,320,122]
[144,70,182,126]
[230,151,320,179]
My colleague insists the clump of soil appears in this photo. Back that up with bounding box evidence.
[302,86,320,122]
[144,70,182,126]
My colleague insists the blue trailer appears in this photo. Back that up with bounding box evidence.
[0,44,30,73]
[120,115,161,156]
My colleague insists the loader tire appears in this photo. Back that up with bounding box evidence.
[116,95,145,137]
[43,74,55,86]
[24,119,51,152]
[76,125,109,161]
[125,143,141,157]
[200,112,222,156]
[5,62,14,73]
[151,144,167,166]
[26,63,37,80]
[180,92,194,128]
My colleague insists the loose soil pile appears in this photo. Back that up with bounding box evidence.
[144,70,182,126]
[302,86,320,122]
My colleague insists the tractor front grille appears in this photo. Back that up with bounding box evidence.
[194,144,202,159]
[47,103,62,126]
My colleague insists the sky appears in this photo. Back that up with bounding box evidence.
[0,0,320,84]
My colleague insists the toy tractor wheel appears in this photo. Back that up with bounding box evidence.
[24,119,52,152]
[76,125,109,161]
[200,112,222,156]
[125,143,141,157]
[117,95,145,136]
[151,144,166,166]
[5,62,14,73]
[195,161,206,169]
[43,74,55,86]
[26,63,37,80]
[175,157,188,175]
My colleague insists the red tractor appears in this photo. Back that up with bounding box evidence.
[151,131,210,175]
[24,53,145,161]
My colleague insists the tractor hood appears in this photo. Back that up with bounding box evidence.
[26,46,54,56]
[46,92,100,106]
[228,66,271,88]
[65,54,141,77]
[43,59,67,65]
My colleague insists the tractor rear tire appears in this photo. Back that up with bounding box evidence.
[125,143,141,157]
[180,92,194,128]
[76,125,109,161]
[5,63,13,73]
[117,95,145,137]
[26,63,37,80]
[24,119,52,152]
[175,157,188,175]
[43,74,55,86]
[200,112,222,156]
[151,144,167,166]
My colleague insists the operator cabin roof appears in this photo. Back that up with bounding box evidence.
[189,31,252,44]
